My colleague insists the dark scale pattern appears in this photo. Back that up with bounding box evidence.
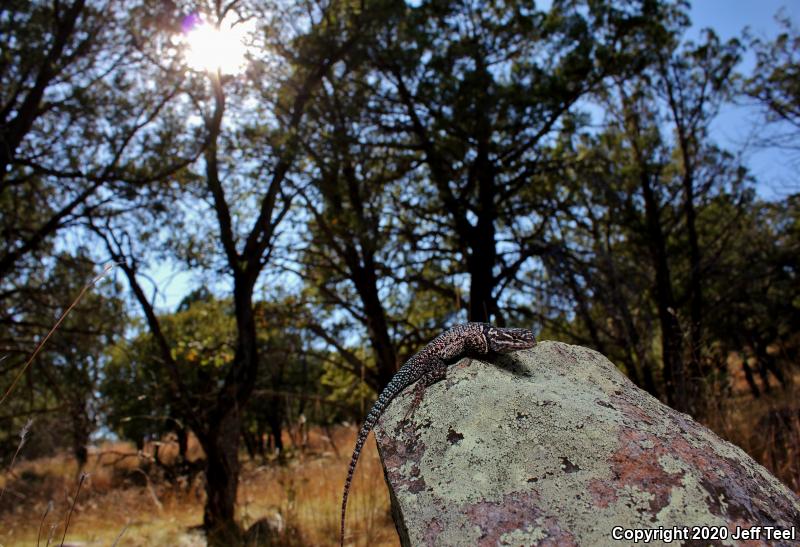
[340,322,536,546]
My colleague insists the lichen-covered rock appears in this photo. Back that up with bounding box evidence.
[374,341,800,546]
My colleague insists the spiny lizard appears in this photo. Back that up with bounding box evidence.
[340,322,536,546]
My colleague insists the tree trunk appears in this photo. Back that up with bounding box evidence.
[70,401,90,471]
[648,236,685,409]
[468,156,500,325]
[201,410,243,546]
[257,420,267,462]
[176,424,189,463]
[197,277,259,543]
[741,357,761,398]
[268,395,284,456]
[685,178,703,378]
[679,152,705,416]
[642,362,658,399]
[341,163,399,388]
[467,242,497,324]
[242,429,257,462]
[662,62,705,408]
[639,168,686,411]
[358,260,398,388]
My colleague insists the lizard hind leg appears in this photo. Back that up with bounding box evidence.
[422,358,448,387]
[402,359,447,423]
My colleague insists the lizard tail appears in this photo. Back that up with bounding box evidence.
[341,372,412,546]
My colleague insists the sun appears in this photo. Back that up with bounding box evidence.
[181,14,255,75]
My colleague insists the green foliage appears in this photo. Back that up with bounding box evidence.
[0,252,124,460]
[102,295,236,444]
[707,196,800,345]
[319,358,376,420]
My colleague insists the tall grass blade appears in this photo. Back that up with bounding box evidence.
[59,472,88,547]
[0,264,115,407]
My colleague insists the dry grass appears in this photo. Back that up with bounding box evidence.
[0,426,398,546]
[703,373,800,494]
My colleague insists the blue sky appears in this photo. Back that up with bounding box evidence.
[689,0,799,200]
[689,0,796,44]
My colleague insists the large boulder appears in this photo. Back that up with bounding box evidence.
[374,341,800,546]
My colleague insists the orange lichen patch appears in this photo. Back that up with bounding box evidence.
[606,427,686,514]
[587,477,617,508]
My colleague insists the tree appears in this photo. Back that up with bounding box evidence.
[0,3,201,451]
[89,0,370,541]
[0,252,124,467]
[545,30,748,412]
[744,14,800,158]
[297,45,452,392]
[352,0,687,325]
[103,291,236,459]
[656,30,741,396]
[0,0,197,286]
[246,297,309,458]
[703,196,799,396]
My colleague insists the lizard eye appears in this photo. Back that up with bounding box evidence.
[487,327,535,352]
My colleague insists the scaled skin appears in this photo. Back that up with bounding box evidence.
[340,323,536,546]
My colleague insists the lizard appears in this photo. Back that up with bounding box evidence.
[340,322,536,546]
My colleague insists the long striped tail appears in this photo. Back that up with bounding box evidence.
[340,373,411,546]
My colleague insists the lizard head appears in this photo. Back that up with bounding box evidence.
[484,326,536,353]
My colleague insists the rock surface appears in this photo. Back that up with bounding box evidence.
[373,341,800,546]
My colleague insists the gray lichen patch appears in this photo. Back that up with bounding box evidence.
[374,341,800,547]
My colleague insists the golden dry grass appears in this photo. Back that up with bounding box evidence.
[0,426,398,547]
[703,378,800,494]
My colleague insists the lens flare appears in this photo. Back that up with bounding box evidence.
[181,14,254,75]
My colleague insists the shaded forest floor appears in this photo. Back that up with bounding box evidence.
[0,426,398,546]
[1,377,798,546]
